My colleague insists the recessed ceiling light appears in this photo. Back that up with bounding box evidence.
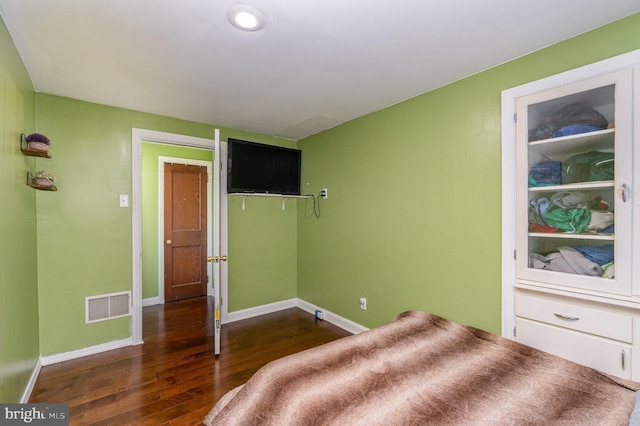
[227,4,265,32]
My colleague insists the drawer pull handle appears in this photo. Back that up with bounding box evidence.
[553,313,580,321]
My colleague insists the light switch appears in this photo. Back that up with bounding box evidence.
[119,194,129,207]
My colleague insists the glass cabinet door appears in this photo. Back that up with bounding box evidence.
[515,69,632,295]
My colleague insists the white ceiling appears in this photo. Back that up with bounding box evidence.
[1,1,639,140]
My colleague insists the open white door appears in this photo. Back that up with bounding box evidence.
[132,128,227,346]
[212,129,223,355]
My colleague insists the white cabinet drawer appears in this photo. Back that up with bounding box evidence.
[516,318,632,379]
[515,291,633,343]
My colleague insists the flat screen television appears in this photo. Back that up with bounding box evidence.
[227,138,301,195]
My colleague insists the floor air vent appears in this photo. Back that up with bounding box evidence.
[85,291,132,323]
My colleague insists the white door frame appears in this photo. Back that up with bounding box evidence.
[131,128,228,344]
[158,156,213,303]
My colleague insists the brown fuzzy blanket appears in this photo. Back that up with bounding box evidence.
[204,311,640,425]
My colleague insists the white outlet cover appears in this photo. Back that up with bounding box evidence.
[119,194,129,207]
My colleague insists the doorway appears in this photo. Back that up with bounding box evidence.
[131,128,228,345]
[162,160,211,302]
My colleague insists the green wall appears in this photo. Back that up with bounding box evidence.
[297,13,640,333]
[34,94,297,355]
[228,195,299,310]
[0,16,39,402]
[141,143,214,299]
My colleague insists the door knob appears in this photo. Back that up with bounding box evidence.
[166,240,172,245]
[207,255,228,263]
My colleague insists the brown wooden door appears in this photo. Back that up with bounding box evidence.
[164,163,208,301]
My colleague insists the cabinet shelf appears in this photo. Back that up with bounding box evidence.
[528,181,614,192]
[528,232,614,240]
[528,128,614,158]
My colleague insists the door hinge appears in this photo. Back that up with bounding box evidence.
[514,249,517,260]
[513,326,516,337]
[207,275,210,283]
[513,113,517,123]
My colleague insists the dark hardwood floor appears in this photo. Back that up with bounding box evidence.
[29,297,352,425]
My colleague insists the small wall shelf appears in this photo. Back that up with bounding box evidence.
[20,133,52,158]
[229,193,309,211]
[21,148,52,158]
[28,182,57,191]
[26,172,57,191]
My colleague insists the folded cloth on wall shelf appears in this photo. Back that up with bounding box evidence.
[529,197,551,225]
[600,224,615,234]
[528,175,555,187]
[204,310,640,426]
[550,191,599,209]
[529,223,559,233]
[603,262,616,279]
[529,161,562,186]
[574,244,614,266]
[586,210,614,231]
[552,124,604,138]
[530,246,603,276]
[528,103,609,142]
[542,205,590,233]
[563,151,614,183]
[530,194,612,233]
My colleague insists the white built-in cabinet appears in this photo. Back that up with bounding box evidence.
[502,50,640,380]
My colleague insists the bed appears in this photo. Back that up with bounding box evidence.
[204,310,640,425]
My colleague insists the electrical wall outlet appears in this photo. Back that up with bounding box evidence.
[359,297,367,310]
[320,188,328,199]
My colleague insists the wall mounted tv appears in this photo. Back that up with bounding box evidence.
[227,138,302,195]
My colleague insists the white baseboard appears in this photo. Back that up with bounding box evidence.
[296,299,369,335]
[36,300,366,368]
[142,296,162,307]
[224,298,297,324]
[20,358,42,403]
[223,297,368,335]
[40,337,133,366]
